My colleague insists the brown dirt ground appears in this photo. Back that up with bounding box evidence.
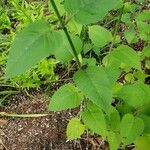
[0,93,109,150]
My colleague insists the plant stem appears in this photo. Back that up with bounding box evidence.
[50,0,81,68]
[109,5,125,52]
[0,112,49,118]
[0,91,19,95]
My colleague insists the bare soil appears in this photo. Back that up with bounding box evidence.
[0,93,108,150]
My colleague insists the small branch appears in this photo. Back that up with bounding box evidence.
[0,91,19,95]
[0,112,49,118]
[109,5,125,52]
[50,0,81,68]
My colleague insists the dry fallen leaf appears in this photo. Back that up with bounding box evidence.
[0,119,7,125]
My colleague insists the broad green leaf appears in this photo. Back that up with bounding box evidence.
[66,117,85,140]
[134,135,150,150]
[133,71,146,83]
[140,104,150,116]
[103,45,141,70]
[54,31,82,63]
[138,114,150,134]
[139,30,150,41]
[73,66,120,113]
[89,25,112,48]
[124,28,138,43]
[112,83,123,96]
[117,103,135,117]
[108,132,121,150]
[103,67,121,85]
[64,0,123,25]
[49,84,83,111]
[115,83,150,108]
[82,58,96,66]
[120,114,144,145]
[136,11,150,41]
[136,10,150,22]
[121,13,132,25]
[92,46,100,55]
[83,43,93,54]
[145,60,150,69]
[6,20,61,79]
[67,19,82,35]
[143,46,150,57]
[81,101,106,137]
[106,106,121,132]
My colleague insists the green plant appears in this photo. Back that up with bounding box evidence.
[9,58,58,90]
[0,0,60,106]
[5,0,150,149]
[0,0,58,84]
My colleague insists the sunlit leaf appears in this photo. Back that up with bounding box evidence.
[6,20,61,78]
[64,0,123,25]
[74,66,120,113]
[89,25,112,48]
[49,84,83,111]
[81,101,106,137]
[67,117,85,140]
[103,45,141,70]
[120,114,144,145]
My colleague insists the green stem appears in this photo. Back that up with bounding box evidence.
[50,0,81,68]
[0,91,19,95]
[109,5,125,52]
[0,112,49,118]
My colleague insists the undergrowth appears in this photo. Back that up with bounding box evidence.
[1,0,150,149]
